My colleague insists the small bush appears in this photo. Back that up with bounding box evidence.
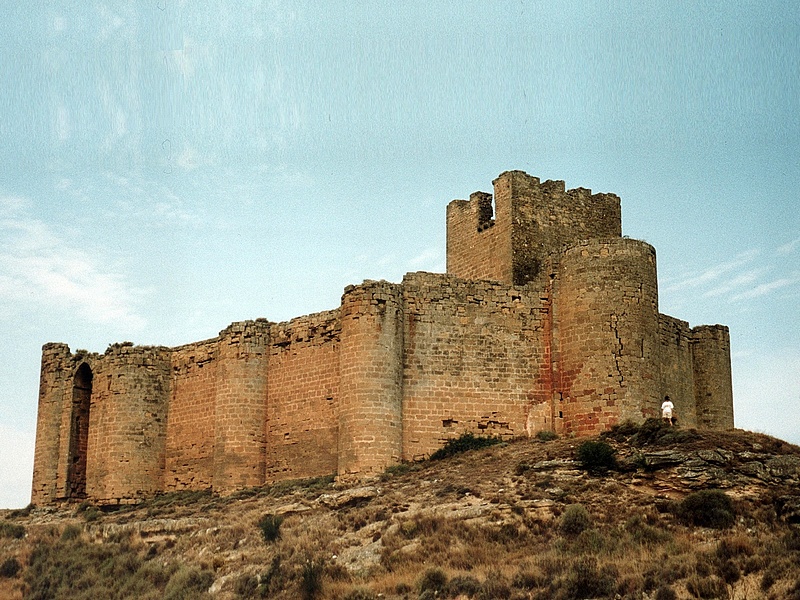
[0,522,25,539]
[300,558,324,600]
[536,429,558,442]
[654,586,677,600]
[430,432,502,460]
[163,566,214,600]
[559,504,591,536]
[478,569,511,599]
[258,513,284,543]
[558,557,615,599]
[343,588,376,600]
[676,490,735,529]
[685,575,726,599]
[0,557,21,578]
[576,440,616,473]
[417,567,448,595]
[60,524,82,541]
[447,575,480,596]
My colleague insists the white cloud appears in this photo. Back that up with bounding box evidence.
[0,425,34,509]
[662,249,760,293]
[778,237,800,255]
[0,200,147,330]
[730,276,799,301]
[407,247,446,272]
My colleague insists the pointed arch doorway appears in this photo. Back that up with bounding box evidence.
[67,363,92,498]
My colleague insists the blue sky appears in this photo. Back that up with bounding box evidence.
[1,1,798,508]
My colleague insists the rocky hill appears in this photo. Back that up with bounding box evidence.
[2,421,800,600]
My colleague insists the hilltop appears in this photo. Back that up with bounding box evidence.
[2,421,800,600]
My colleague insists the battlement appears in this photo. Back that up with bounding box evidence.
[447,170,621,287]
[32,170,734,505]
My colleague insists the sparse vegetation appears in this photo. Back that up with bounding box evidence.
[0,522,25,539]
[429,431,502,460]
[535,429,558,442]
[3,428,800,600]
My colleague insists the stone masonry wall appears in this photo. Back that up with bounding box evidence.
[266,310,340,482]
[693,325,735,429]
[166,339,218,491]
[446,191,513,284]
[658,315,697,427]
[401,272,549,460]
[213,321,270,494]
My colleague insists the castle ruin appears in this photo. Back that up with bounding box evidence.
[31,170,734,505]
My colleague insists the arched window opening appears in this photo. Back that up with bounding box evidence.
[67,363,92,498]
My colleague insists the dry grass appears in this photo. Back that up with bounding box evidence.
[2,426,800,599]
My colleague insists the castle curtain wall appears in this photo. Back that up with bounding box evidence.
[400,272,548,460]
[266,311,340,482]
[166,340,218,491]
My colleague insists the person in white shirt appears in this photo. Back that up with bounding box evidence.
[661,396,675,426]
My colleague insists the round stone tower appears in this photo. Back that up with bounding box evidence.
[338,281,404,479]
[553,238,661,434]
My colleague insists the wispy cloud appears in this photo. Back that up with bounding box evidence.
[778,237,800,255]
[0,196,146,329]
[661,243,800,308]
[407,247,445,272]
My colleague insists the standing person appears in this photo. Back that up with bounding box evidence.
[661,396,675,426]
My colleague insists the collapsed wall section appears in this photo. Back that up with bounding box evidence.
[692,325,734,429]
[446,191,513,284]
[338,281,404,478]
[266,310,340,482]
[552,238,660,434]
[166,339,218,491]
[401,272,548,460]
[88,345,171,503]
[657,315,697,427]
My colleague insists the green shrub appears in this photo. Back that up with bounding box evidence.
[60,524,82,541]
[300,558,324,600]
[0,521,25,539]
[447,575,480,596]
[559,557,616,599]
[536,429,558,442]
[430,432,502,460]
[676,490,735,529]
[0,557,20,578]
[576,440,617,473]
[417,567,448,594]
[559,504,591,537]
[258,513,284,543]
[654,586,677,600]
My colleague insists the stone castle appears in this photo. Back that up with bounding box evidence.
[31,170,734,505]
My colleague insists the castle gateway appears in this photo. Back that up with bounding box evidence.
[32,171,733,505]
